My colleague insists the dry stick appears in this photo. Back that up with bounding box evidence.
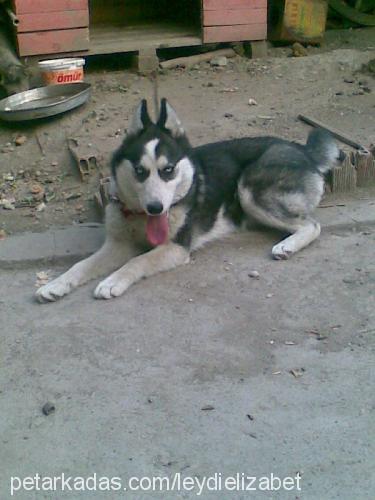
[160,48,236,70]
[298,114,368,152]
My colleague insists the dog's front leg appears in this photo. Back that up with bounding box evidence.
[36,238,138,302]
[94,242,190,299]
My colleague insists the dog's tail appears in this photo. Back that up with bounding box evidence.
[305,129,339,174]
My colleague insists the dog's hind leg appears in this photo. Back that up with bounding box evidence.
[271,219,321,260]
[238,185,321,260]
[35,238,138,302]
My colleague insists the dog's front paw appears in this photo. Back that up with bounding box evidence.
[94,275,129,300]
[35,278,73,302]
[272,242,293,260]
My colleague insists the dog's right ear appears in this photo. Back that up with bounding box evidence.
[157,98,185,137]
[127,99,152,135]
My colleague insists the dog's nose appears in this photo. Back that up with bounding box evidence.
[146,201,164,215]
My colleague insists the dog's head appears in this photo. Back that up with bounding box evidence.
[111,98,194,218]
[111,98,195,245]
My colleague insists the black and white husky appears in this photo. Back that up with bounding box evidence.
[36,99,338,301]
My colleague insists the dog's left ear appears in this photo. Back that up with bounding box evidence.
[128,99,152,135]
[157,98,185,137]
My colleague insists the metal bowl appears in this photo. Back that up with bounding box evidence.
[0,83,91,122]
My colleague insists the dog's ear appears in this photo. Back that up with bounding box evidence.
[128,99,152,135]
[157,98,185,137]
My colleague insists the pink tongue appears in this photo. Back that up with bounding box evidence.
[146,213,169,246]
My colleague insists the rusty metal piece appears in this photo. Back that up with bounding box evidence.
[68,137,99,181]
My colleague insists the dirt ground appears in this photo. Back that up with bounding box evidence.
[0,27,374,236]
[1,222,374,499]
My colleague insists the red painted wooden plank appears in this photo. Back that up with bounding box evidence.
[204,8,267,26]
[17,11,89,33]
[12,0,88,14]
[17,28,89,56]
[203,0,266,10]
[203,24,266,43]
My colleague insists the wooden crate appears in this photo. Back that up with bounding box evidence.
[13,0,89,56]
[202,0,267,43]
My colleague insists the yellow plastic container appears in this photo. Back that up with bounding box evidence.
[269,0,328,43]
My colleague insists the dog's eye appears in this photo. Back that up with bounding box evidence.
[134,165,149,181]
[163,165,175,174]
[135,166,145,175]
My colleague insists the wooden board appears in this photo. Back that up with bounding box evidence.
[203,24,266,42]
[203,0,267,9]
[89,24,201,55]
[17,11,89,33]
[17,28,89,56]
[203,8,267,26]
[12,0,88,14]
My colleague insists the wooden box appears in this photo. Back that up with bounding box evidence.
[202,0,267,43]
[13,0,89,56]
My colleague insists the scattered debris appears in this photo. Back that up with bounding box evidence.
[284,341,296,345]
[290,368,305,378]
[210,56,228,67]
[224,112,233,118]
[272,371,281,375]
[14,134,27,146]
[266,293,273,299]
[94,175,111,211]
[30,184,44,195]
[42,401,55,416]
[0,229,6,240]
[35,202,46,212]
[68,138,100,181]
[246,414,254,421]
[201,405,215,411]
[248,98,258,106]
[291,42,308,57]
[65,192,82,201]
[248,433,257,439]
[0,198,15,210]
[160,48,235,70]
[248,270,260,279]
[221,87,239,93]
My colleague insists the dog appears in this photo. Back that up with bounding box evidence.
[36,98,338,302]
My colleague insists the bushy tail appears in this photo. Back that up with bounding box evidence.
[305,129,339,174]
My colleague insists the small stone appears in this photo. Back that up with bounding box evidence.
[266,293,273,299]
[248,270,260,279]
[224,112,233,118]
[0,229,6,240]
[291,42,308,57]
[201,405,215,411]
[42,401,55,416]
[30,183,43,195]
[15,135,27,146]
[210,56,228,67]
[248,98,258,106]
[36,202,46,212]
[1,199,15,210]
